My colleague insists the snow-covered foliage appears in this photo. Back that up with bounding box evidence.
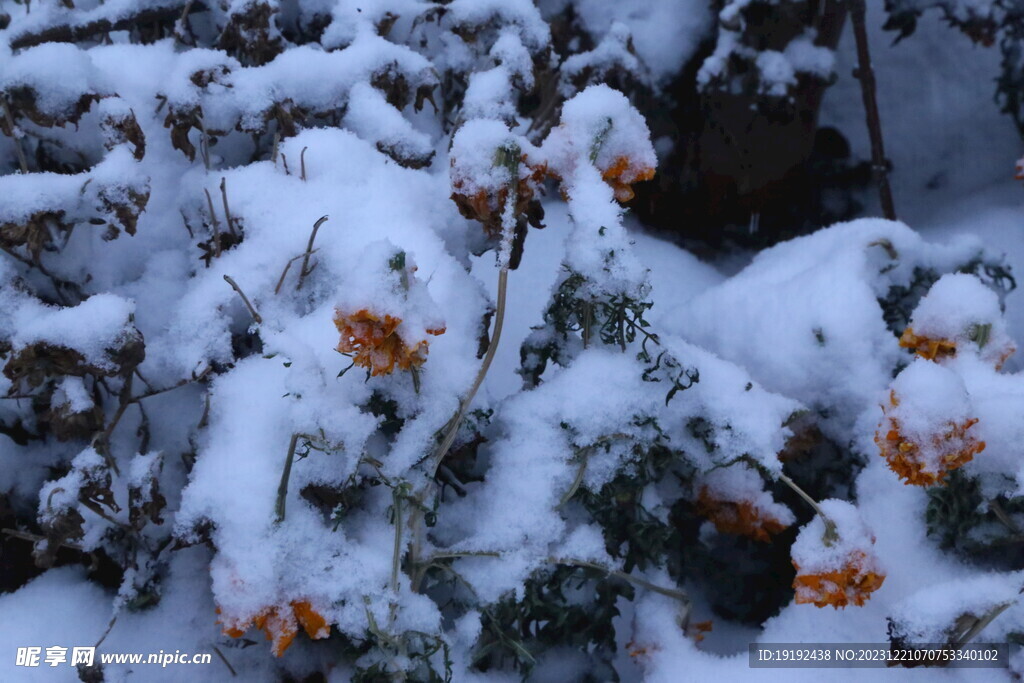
[698,0,836,99]
[3,1,1024,682]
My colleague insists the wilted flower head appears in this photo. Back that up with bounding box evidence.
[217,600,330,657]
[333,242,446,376]
[449,120,545,236]
[875,359,984,486]
[791,499,885,608]
[899,273,1014,370]
[542,84,656,202]
[695,465,794,542]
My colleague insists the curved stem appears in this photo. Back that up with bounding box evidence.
[426,267,508,481]
[274,434,300,523]
[550,557,690,605]
[409,267,508,590]
[778,471,838,544]
[391,490,403,595]
[223,275,262,324]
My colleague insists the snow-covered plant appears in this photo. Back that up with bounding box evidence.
[698,0,837,100]
[790,499,886,609]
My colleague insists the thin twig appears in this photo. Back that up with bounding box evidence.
[551,557,691,604]
[274,250,316,295]
[296,215,328,291]
[300,146,308,181]
[557,434,632,508]
[275,434,301,523]
[222,275,262,324]
[426,267,508,481]
[409,268,509,588]
[425,550,502,562]
[204,188,222,258]
[778,471,838,544]
[80,500,132,534]
[93,374,134,476]
[1,245,80,305]
[211,645,237,677]
[175,0,197,46]
[94,614,118,649]
[219,177,237,236]
[990,498,1021,535]
[951,601,1013,648]
[849,0,896,220]
[199,120,211,170]
[391,489,403,594]
[3,527,84,552]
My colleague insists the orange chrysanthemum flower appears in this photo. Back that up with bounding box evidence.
[793,550,886,608]
[898,327,958,364]
[875,390,985,486]
[334,308,445,377]
[695,487,790,543]
[600,155,655,202]
[217,600,330,657]
[450,157,546,236]
[900,326,1015,370]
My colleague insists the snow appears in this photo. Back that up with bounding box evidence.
[890,571,1024,644]
[887,358,974,447]
[906,273,1014,367]
[561,0,713,85]
[672,219,994,443]
[52,376,93,414]
[1,42,107,117]
[11,293,136,373]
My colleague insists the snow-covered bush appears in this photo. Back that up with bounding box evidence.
[3,1,1024,682]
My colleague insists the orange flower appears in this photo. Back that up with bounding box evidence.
[695,487,790,542]
[334,308,445,376]
[899,326,1014,370]
[217,600,330,657]
[898,327,958,364]
[686,619,713,643]
[450,156,546,236]
[600,155,655,202]
[793,550,886,608]
[875,390,984,486]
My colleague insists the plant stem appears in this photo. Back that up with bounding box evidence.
[275,434,300,523]
[408,271,508,588]
[426,267,508,481]
[3,527,85,552]
[222,275,262,324]
[550,556,691,605]
[849,0,896,220]
[219,177,237,236]
[777,471,838,544]
[296,215,328,291]
[391,489,403,595]
[204,188,221,257]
